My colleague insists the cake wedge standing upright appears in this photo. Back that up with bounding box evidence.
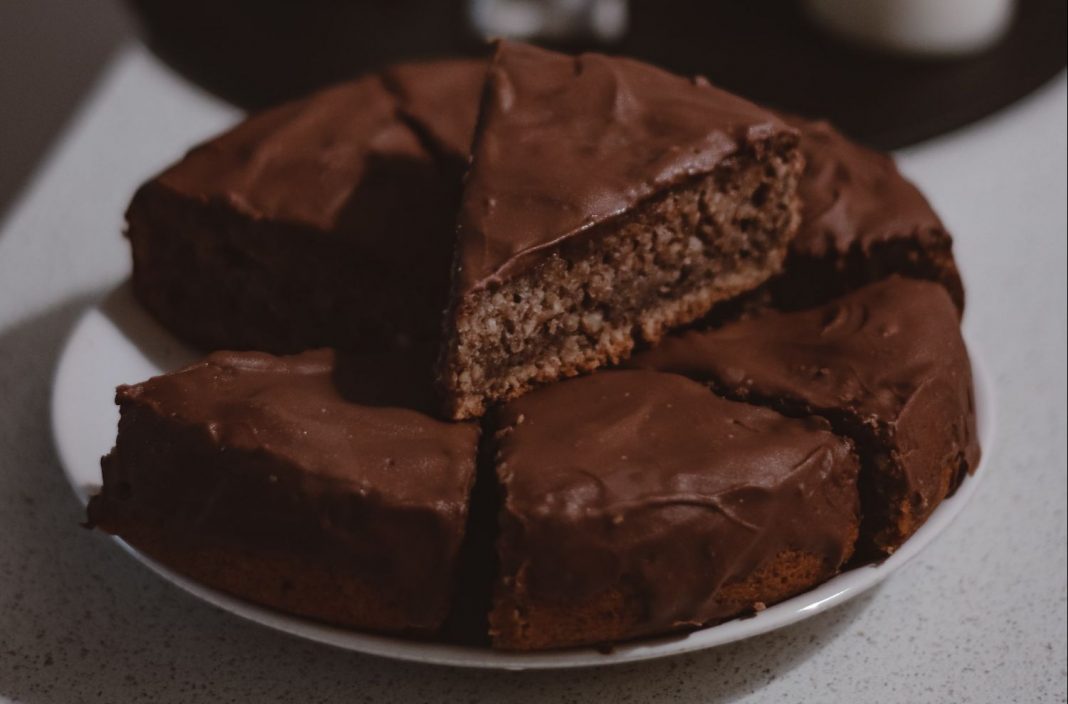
[439,41,805,419]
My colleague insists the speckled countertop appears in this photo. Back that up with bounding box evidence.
[0,43,1064,703]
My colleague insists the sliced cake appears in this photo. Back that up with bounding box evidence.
[87,349,479,634]
[381,58,487,170]
[126,75,458,354]
[439,41,805,419]
[774,119,964,311]
[489,370,860,650]
[627,276,980,555]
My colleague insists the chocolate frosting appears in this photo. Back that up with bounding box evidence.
[155,76,426,232]
[109,348,476,510]
[494,370,859,635]
[382,58,487,163]
[627,277,980,540]
[89,349,479,622]
[130,71,467,352]
[455,41,796,293]
[792,119,951,260]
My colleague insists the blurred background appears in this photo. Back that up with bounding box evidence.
[1,0,1064,219]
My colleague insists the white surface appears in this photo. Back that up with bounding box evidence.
[0,43,1064,701]
[48,284,994,670]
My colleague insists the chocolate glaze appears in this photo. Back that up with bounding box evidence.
[777,118,963,309]
[382,58,487,165]
[455,41,797,293]
[88,349,479,627]
[627,277,980,551]
[493,370,859,637]
[128,74,462,352]
[793,120,943,259]
[156,76,423,233]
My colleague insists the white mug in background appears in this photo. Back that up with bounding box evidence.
[469,0,629,42]
[803,0,1016,57]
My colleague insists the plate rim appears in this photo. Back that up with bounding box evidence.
[51,285,995,670]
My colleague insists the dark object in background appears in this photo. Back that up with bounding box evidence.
[126,0,1065,149]
[125,1,479,108]
[622,0,1066,149]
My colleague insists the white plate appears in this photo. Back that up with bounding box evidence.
[52,282,994,670]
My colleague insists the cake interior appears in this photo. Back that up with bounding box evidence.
[443,141,803,419]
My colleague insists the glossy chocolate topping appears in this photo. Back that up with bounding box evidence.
[455,41,797,293]
[112,349,476,504]
[792,119,950,259]
[382,58,487,163]
[627,277,980,535]
[494,370,859,635]
[155,75,426,232]
[90,349,480,595]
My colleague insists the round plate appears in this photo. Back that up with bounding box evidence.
[52,282,994,670]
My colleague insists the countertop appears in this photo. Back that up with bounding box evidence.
[0,41,1065,703]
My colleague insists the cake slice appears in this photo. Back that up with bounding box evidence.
[127,75,459,354]
[627,276,980,555]
[439,41,805,419]
[773,118,964,311]
[488,370,859,650]
[87,349,479,634]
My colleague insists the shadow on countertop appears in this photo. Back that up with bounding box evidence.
[0,0,130,223]
[0,292,877,703]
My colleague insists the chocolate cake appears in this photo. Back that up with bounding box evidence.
[627,277,980,555]
[772,119,964,311]
[381,58,486,170]
[439,41,805,419]
[126,75,458,354]
[488,370,860,650]
[90,48,982,652]
[87,349,479,634]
